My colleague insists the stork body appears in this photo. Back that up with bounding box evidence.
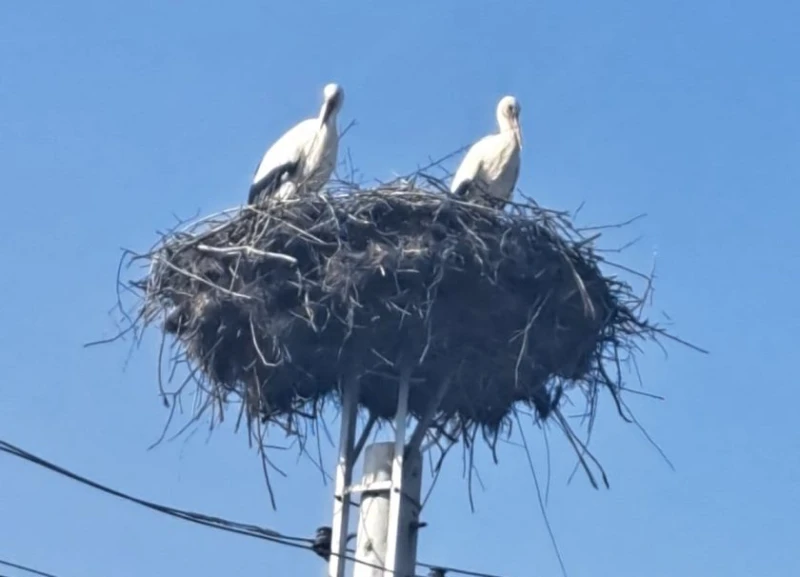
[248,83,344,204]
[450,95,523,208]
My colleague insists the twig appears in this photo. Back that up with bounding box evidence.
[197,244,298,265]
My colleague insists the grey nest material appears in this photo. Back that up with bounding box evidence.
[127,178,677,457]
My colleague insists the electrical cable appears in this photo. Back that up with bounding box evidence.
[0,440,311,549]
[0,558,60,577]
[417,560,506,577]
[0,439,508,577]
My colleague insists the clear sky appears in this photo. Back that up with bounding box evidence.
[1,1,799,576]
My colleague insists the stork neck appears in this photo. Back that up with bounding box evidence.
[497,116,513,133]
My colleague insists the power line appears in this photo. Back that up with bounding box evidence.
[0,558,59,577]
[0,439,507,577]
[0,440,310,549]
[417,561,506,577]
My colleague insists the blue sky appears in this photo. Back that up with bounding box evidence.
[1,1,799,576]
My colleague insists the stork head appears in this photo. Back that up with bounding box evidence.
[496,95,522,149]
[320,83,345,127]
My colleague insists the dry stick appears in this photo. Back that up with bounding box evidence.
[556,408,609,490]
[156,319,169,406]
[234,387,250,436]
[513,410,569,577]
[146,360,205,451]
[513,295,551,388]
[419,428,459,511]
[250,316,278,368]
[352,413,377,463]
[155,258,255,300]
[160,210,243,255]
[618,394,675,471]
[313,418,330,486]
[256,417,279,511]
[405,374,453,456]
[83,307,146,347]
[114,249,138,326]
[196,244,298,265]
[541,423,553,505]
[465,425,482,513]
[402,144,471,180]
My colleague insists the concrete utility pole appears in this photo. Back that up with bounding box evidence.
[328,378,359,577]
[352,442,422,577]
[327,368,450,577]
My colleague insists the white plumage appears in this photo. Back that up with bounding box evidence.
[248,83,344,204]
[450,95,523,207]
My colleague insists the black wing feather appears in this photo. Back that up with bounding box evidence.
[248,160,299,205]
[451,178,472,199]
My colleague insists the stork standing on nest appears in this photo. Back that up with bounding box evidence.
[450,95,522,208]
[248,83,345,205]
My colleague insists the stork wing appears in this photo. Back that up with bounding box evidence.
[450,178,472,198]
[450,137,491,197]
[248,161,297,204]
[249,118,317,203]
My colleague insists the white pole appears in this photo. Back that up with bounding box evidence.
[352,441,423,577]
[385,367,412,575]
[328,376,360,577]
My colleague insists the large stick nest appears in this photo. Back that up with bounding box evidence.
[121,177,689,477]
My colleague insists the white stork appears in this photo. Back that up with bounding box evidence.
[248,83,344,204]
[450,95,522,208]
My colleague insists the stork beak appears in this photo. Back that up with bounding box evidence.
[320,98,335,127]
[512,119,522,150]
